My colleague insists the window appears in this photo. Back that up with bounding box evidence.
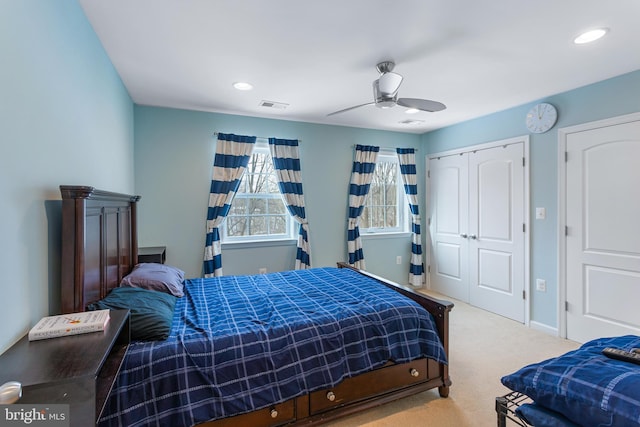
[360,152,408,233]
[223,143,295,243]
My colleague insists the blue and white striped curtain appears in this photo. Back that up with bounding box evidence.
[397,148,424,286]
[347,144,379,269]
[203,133,256,277]
[269,138,311,269]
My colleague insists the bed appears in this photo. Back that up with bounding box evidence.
[497,335,640,426]
[59,185,453,427]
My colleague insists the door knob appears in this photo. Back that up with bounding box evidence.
[469,234,477,240]
[460,233,468,238]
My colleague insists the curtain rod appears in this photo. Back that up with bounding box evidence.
[213,132,300,142]
[352,144,419,152]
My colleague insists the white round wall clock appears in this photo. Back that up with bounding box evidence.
[525,102,558,134]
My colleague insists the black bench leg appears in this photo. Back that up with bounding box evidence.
[496,396,508,427]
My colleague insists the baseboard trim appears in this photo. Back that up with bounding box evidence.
[529,320,559,337]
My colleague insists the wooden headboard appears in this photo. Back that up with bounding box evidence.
[60,186,141,314]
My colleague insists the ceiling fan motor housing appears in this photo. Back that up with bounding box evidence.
[372,80,398,108]
[376,72,403,96]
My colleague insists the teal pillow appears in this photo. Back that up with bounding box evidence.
[88,287,176,341]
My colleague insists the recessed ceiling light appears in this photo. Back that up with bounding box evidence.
[233,82,253,91]
[574,28,608,44]
[405,108,420,114]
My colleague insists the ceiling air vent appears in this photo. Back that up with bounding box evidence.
[399,119,425,125]
[259,100,289,109]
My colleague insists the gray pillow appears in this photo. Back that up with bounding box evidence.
[121,263,185,297]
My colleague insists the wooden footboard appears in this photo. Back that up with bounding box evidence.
[337,262,453,397]
[198,264,453,427]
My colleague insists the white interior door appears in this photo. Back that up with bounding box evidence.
[468,145,525,322]
[429,153,469,302]
[564,117,640,343]
[429,141,526,322]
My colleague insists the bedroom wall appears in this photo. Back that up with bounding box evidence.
[134,106,422,284]
[0,1,134,354]
[421,70,640,333]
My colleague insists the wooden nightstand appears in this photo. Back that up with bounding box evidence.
[138,246,166,264]
[0,309,130,427]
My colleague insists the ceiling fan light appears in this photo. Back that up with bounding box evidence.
[405,108,420,114]
[376,99,396,109]
[574,28,608,44]
[377,72,403,95]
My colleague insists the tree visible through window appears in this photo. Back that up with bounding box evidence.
[361,153,406,232]
[224,144,293,241]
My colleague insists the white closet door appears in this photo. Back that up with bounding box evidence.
[468,144,525,322]
[565,118,640,343]
[429,153,470,302]
[428,141,526,323]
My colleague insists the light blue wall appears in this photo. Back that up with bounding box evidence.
[134,106,422,283]
[421,70,640,329]
[0,1,134,353]
[2,3,636,358]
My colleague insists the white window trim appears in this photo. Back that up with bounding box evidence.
[360,151,409,235]
[222,237,297,249]
[221,142,297,244]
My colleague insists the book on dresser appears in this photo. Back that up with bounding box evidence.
[28,309,110,341]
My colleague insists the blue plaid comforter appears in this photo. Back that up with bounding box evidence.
[99,267,446,427]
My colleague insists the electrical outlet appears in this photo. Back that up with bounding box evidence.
[396,256,402,265]
[536,279,546,292]
[259,267,267,274]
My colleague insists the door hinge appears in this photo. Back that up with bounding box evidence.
[523,223,526,232]
[565,301,569,311]
[522,290,526,300]
[565,151,568,162]
[427,265,431,273]
[427,170,430,178]
[428,217,431,226]
[565,225,569,236]
[522,157,525,167]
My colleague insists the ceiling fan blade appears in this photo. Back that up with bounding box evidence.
[327,102,375,116]
[377,72,403,95]
[397,98,446,112]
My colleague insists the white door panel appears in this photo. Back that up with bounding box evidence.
[429,153,469,302]
[429,142,525,322]
[469,145,525,322]
[565,118,640,342]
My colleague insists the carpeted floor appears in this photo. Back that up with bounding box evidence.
[327,291,580,426]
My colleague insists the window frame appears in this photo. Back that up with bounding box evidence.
[360,151,409,235]
[221,142,296,244]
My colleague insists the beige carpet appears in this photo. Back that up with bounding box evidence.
[327,292,580,426]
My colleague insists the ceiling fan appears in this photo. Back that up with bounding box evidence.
[327,61,446,116]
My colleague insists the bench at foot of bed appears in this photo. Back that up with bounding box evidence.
[495,392,532,427]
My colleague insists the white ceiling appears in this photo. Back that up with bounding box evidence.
[79,0,640,134]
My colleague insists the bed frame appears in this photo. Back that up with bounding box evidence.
[60,185,453,427]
